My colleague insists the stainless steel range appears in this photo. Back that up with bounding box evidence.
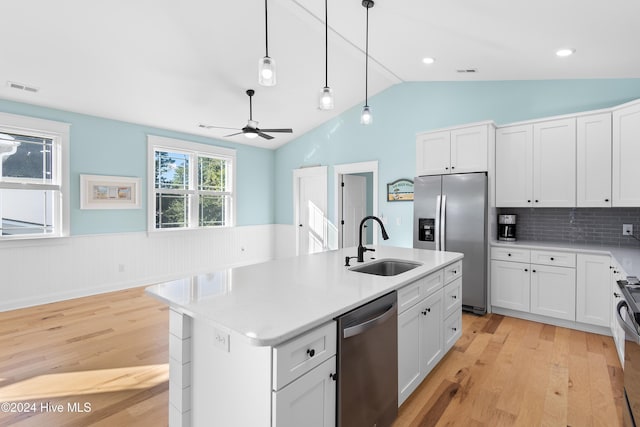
[617,276,640,427]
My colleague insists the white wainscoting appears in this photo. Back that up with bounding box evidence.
[274,224,297,259]
[0,225,278,311]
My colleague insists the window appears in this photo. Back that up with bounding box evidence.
[0,112,69,239]
[148,135,236,230]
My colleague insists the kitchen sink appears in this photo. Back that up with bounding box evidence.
[349,259,422,276]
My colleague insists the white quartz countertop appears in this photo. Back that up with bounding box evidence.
[146,246,462,347]
[491,240,640,277]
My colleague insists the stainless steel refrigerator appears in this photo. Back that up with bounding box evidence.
[413,172,487,314]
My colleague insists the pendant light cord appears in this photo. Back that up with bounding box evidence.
[264,0,269,57]
[364,4,369,106]
[324,0,328,88]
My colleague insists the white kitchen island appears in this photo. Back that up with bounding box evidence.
[146,245,463,427]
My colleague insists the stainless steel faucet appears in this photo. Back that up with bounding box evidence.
[357,215,389,262]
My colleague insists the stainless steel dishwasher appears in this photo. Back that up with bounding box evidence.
[336,290,398,427]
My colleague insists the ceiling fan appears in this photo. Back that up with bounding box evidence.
[199,89,293,140]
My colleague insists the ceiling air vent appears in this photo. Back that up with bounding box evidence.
[7,81,39,93]
[456,68,478,74]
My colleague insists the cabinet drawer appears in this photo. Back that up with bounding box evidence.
[443,277,462,319]
[444,311,462,352]
[491,246,530,263]
[272,321,336,391]
[398,270,444,314]
[530,250,576,268]
[444,261,462,284]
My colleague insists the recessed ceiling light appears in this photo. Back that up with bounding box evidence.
[556,48,575,57]
[422,57,435,65]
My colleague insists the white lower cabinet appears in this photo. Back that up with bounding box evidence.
[530,264,576,321]
[491,260,531,312]
[398,263,461,406]
[576,254,611,327]
[398,289,444,405]
[610,265,625,367]
[272,356,336,427]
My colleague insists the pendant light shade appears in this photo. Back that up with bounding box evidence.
[361,0,374,125]
[259,0,276,86]
[318,0,334,110]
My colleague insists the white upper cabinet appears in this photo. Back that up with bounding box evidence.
[416,123,491,176]
[495,125,534,207]
[612,101,640,206]
[576,113,612,207]
[532,118,576,207]
[496,118,576,207]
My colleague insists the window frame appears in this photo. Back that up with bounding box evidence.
[147,135,236,232]
[0,111,70,241]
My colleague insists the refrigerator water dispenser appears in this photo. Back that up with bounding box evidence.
[418,218,435,242]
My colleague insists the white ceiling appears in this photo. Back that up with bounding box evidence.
[1,0,639,149]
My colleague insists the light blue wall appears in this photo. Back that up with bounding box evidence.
[274,79,640,248]
[0,98,275,235]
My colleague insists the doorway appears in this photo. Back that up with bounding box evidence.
[293,166,328,256]
[334,161,379,249]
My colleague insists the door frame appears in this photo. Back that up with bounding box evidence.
[293,165,328,256]
[334,161,379,248]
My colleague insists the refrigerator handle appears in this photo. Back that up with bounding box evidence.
[435,195,441,251]
[440,195,447,251]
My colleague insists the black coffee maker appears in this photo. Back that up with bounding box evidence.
[498,215,517,241]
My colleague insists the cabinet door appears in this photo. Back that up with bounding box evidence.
[612,102,640,206]
[272,356,336,427]
[530,264,576,321]
[495,125,533,207]
[490,260,530,312]
[450,125,488,173]
[416,130,451,176]
[420,290,444,375]
[398,302,422,405]
[576,113,612,207]
[533,118,576,207]
[576,254,611,327]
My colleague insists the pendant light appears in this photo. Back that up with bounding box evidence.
[259,0,276,86]
[360,0,374,125]
[318,0,334,110]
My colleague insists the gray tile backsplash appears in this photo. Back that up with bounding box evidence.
[496,208,640,248]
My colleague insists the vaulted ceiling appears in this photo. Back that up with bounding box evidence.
[2,0,639,148]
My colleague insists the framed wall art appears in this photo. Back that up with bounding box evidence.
[387,178,414,202]
[80,174,141,209]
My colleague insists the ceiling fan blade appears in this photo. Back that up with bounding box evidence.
[257,132,274,140]
[259,128,293,133]
[224,132,245,137]
[199,124,242,131]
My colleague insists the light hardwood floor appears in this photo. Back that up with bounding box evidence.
[0,287,623,426]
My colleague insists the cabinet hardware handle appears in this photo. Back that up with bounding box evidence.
[299,224,303,227]
[422,308,431,315]
[535,200,539,203]
[452,270,457,274]
[307,348,315,358]
[614,292,622,298]
[610,266,614,269]
[605,198,609,202]
[550,257,554,261]
[445,167,449,170]
[532,269,537,273]
[452,295,457,299]
[452,327,457,331]
[508,253,511,257]
[524,268,528,272]
[614,270,619,274]
[451,166,455,170]
[330,373,338,381]
[527,200,532,203]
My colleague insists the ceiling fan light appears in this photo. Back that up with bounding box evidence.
[360,105,372,125]
[318,87,334,110]
[245,131,259,139]
[258,56,276,86]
